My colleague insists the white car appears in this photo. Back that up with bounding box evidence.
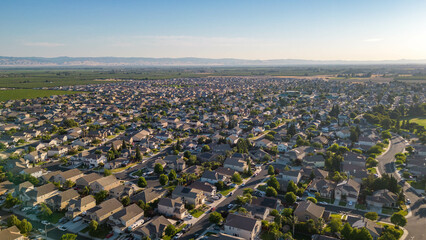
[228,204,234,209]
[186,215,193,220]
[41,220,50,225]
[58,226,67,231]
[73,216,82,222]
[348,201,353,206]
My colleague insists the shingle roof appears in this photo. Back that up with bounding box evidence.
[225,213,259,232]
[294,201,325,219]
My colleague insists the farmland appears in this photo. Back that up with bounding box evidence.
[0,89,85,102]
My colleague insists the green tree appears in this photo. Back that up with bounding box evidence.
[232,172,242,184]
[267,176,280,191]
[40,203,53,218]
[266,186,278,197]
[168,169,177,181]
[89,220,98,233]
[104,168,112,176]
[138,177,147,188]
[268,165,275,175]
[94,190,108,204]
[306,197,317,204]
[328,218,342,233]
[391,212,407,227]
[64,180,76,189]
[7,215,21,227]
[154,163,163,174]
[285,192,297,205]
[135,147,142,161]
[287,180,298,193]
[19,219,32,234]
[209,211,223,224]
[61,233,77,240]
[121,196,130,206]
[165,224,176,236]
[341,222,353,239]
[202,145,211,152]
[159,174,169,185]
[364,212,378,221]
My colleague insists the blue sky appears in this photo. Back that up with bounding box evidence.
[1,0,425,60]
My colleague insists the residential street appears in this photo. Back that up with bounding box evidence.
[376,135,425,240]
[180,165,268,240]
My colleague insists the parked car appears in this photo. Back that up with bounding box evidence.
[58,226,67,231]
[73,216,82,222]
[228,204,234,209]
[41,220,50,225]
[406,199,411,204]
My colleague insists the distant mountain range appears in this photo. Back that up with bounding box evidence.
[1,56,426,67]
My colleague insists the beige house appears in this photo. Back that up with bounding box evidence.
[158,197,187,219]
[46,188,79,211]
[66,195,96,219]
[223,213,261,240]
[172,186,205,207]
[89,175,121,193]
[53,169,84,185]
[294,201,325,222]
[89,198,123,223]
[22,183,58,206]
[109,204,144,233]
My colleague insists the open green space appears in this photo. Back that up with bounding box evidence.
[189,209,204,218]
[219,187,235,196]
[408,117,426,128]
[407,179,426,190]
[0,89,85,102]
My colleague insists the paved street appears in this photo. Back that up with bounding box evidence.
[180,165,268,240]
[376,135,425,240]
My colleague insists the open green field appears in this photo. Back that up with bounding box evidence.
[0,89,85,102]
[409,117,426,128]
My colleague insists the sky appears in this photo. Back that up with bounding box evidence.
[1,0,426,60]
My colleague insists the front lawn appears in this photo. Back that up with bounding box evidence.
[38,211,65,224]
[111,162,137,173]
[257,184,267,192]
[330,213,342,220]
[339,201,347,206]
[317,197,333,203]
[356,204,367,210]
[219,187,235,196]
[382,207,399,215]
[189,209,204,218]
[89,223,112,238]
[407,179,426,190]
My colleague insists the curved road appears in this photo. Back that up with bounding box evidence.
[377,135,425,240]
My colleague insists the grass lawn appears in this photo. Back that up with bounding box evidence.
[367,167,377,174]
[111,162,137,173]
[257,184,267,192]
[89,223,112,238]
[356,203,367,210]
[339,201,347,206]
[261,231,278,240]
[317,197,333,204]
[407,179,426,190]
[39,211,65,224]
[220,187,235,196]
[382,207,399,215]
[330,213,342,220]
[0,89,85,102]
[408,117,426,128]
[189,209,205,218]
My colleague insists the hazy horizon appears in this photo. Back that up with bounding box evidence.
[1,0,426,61]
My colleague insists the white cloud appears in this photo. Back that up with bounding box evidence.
[23,42,65,47]
[363,38,383,42]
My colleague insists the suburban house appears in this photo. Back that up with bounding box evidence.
[206,233,245,240]
[109,204,144,233]
[163,155,186,171]
[189,181,217,197]
[366,189,398,208]
[46,188,79,211]
[245,204,270,220]
[277,169,302,184]
[201,170,228,184]
[22,182,59,206]
[89,175,121,193]
[132,215,171,240]
[66,195,96,219]
[130,187,168,204]
[20,166,45,178]
[172,186,205,207]
[109,184,137,200]
[307,178,336,199]
[294,201,325,222]
[157,197,187,220]
[223,157,248,172]
[0,226,24,240]
[334,179,361,203]
[352,218,383,239]
[88,198,124,223]
[223,213,261,240]
[53,169,84,185]
[75,173,102,189]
